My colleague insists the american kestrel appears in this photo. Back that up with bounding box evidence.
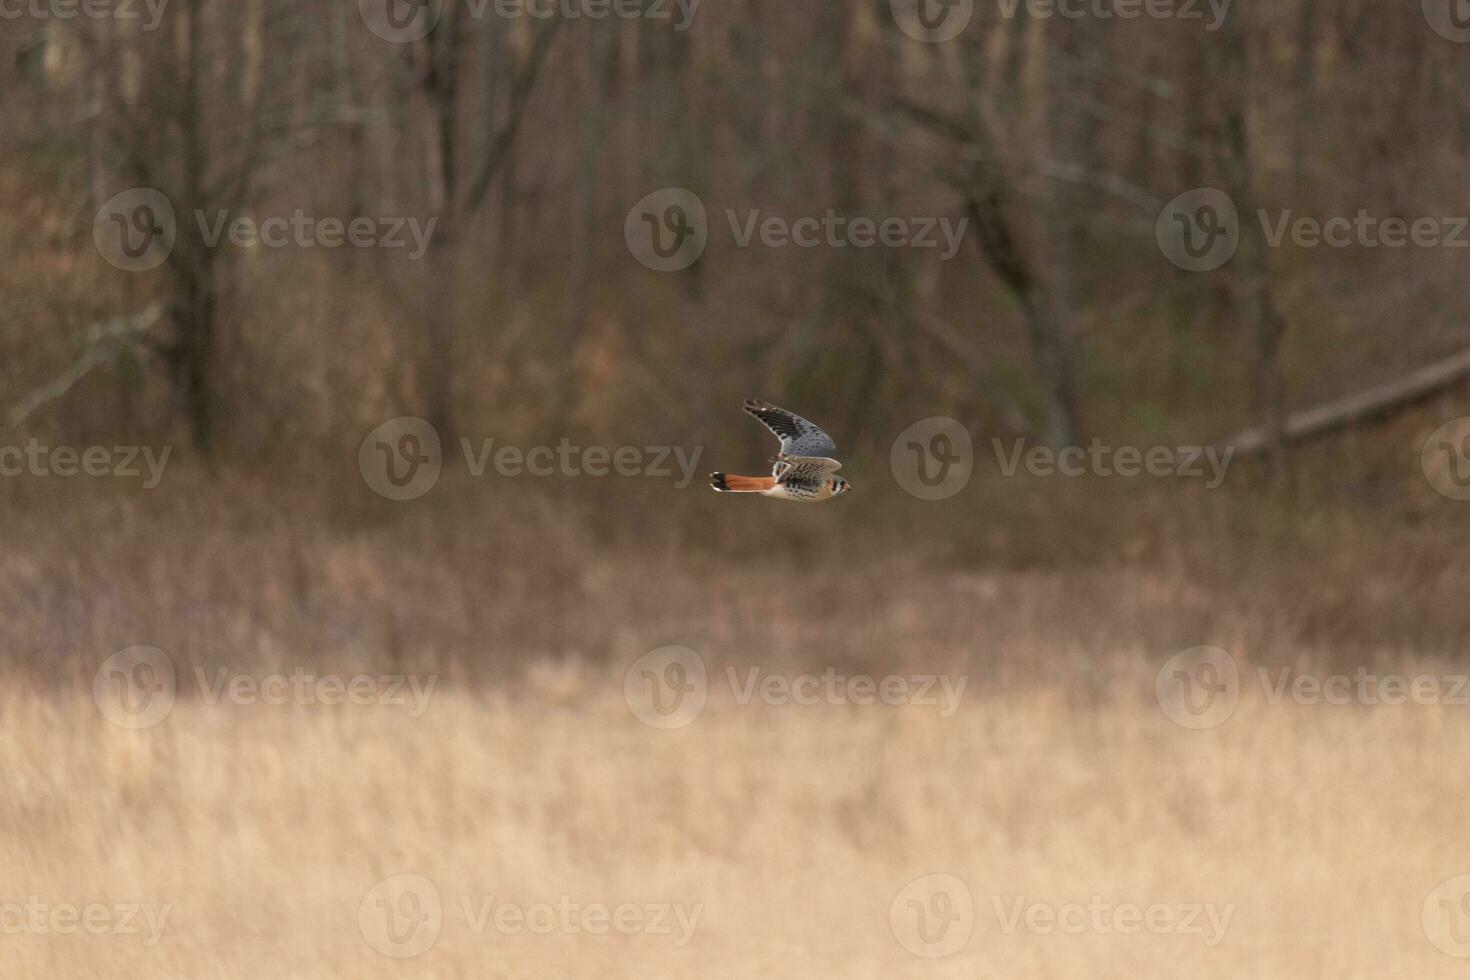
[710,400,852,502]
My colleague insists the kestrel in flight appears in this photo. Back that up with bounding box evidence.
[710,400,852,502]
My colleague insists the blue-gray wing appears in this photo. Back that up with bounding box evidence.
[742,400,838,459]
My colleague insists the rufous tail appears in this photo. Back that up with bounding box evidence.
[710,473,776,493]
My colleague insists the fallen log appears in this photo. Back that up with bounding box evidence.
[1220,346,1470,454]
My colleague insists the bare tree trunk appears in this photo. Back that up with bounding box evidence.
[419,10,464,436]
[1292,0,1318,193]
[173,0,219,455]
[1041,14,1091,447]
[1213,14,1288,476]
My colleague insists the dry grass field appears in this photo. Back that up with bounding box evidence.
[4,674,1470,978]
[2,468,1470,978]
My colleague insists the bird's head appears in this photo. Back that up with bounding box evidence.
[830,476,852,497]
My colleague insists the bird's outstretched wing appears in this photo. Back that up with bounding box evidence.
[743,400,838,460]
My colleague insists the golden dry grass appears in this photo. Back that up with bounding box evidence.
[3,669,1470,978]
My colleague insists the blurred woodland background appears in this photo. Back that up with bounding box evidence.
[4,0,1469,468]
[4,2,1470,977]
